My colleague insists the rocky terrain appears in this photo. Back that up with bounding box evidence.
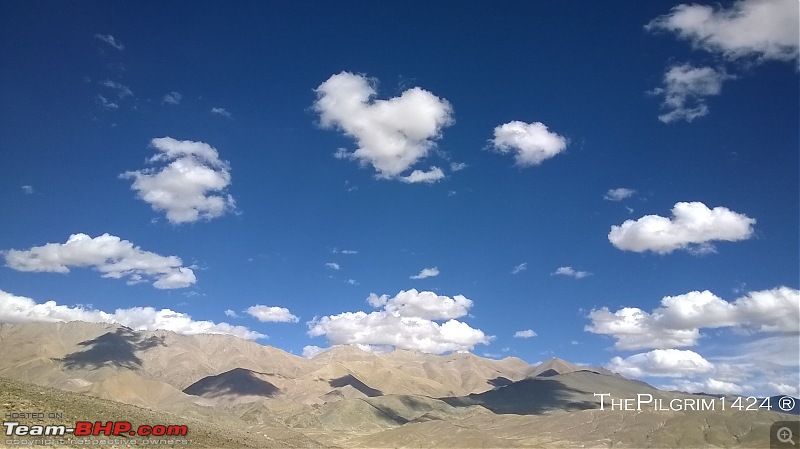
[0,321,795,448]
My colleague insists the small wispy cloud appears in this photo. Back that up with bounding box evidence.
[332,248,358,254]
[649,64,731,123]
[326,262,340,270]
[211,107,232,119]
[224,309,238,318]
[162,91,182,105]
[514,329,537,338]
[345,278,359,285]
[21,185,34,194]
[552,266,592,279]
[604,187,635,201]
[101,80,133,98]
[95,94,118,110]
[450,162,467,172]
[410,267,439,279]
[94,34,124,51]
[511,262,527,274]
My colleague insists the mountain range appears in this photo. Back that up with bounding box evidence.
[0,321,795,448]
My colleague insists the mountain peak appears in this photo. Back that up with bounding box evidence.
[529,357,582,377]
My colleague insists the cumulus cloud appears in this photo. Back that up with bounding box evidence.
[608,329,799,397]
[646,0,799,63]
[101,80,133,98]
[450,162,467,172]
[302,345,328,358]
[410,267,439,279]
[211,107,232,118]
[514,329,537,338]
[586,286,799,350]
[366,289,471,320]
[608,201,755,254]
[608,349,714,378]
[511,262,527,274]
[121,137,236,224]
[224,309,238,318]
[399,166,445,184]
[162,92,181,105]
[3,233,196,289]
[660,378,745,395]
[325,262,340,270]
[552,266,592,279]
[313,71,454,182]
[604,188,636,201]
[650,65,731,123]
[490,121,567,166]
[246,305,299,323]
[308,289,491,354]
[94,34,124,51]
[0,289,264,340]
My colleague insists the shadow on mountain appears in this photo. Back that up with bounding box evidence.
[329,374,383,397]
[488,376,513,388]
[443,376,599,415]
[57,327,165,370]
[184,368,280,399]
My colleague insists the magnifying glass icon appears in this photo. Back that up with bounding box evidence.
[777,427,796,445]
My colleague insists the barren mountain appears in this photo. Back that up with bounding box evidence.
[1,321,795,448]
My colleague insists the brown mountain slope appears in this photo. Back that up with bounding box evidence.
[0,375,324,448]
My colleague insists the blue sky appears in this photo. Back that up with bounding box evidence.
[1,1,798,397]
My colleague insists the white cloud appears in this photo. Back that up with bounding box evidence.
[332,248,358,255]
[21,185,33,194]
[101,80,133,98]
[0,289,264,340]
[95,94,118,110]
[608,349,714,378]
[313,72,454,181]
[224,309,238,318]
[94,34,124,51]
[450,162,467,172]
[767,382,800,397]
[612,333,799,397]
[366,289,471,320]
[325,262,340,270]
[552,266,592,279]
[604,187,636,201]
[490,121,567,166]
[345,279,359,285]
[410,267,439,279]
[650,65,731,123]
[162,92,181,105]
[511,262,527,274]
[309,289,491,354]
[608,201,755,254]
[586,287,799,350]
[302,345,328,358]
[3,233,196,289]
[246,305,299,323]
[121,137,236,224]
[660,378,745,395]
[309,313,491,355]
[514,329,537,338]
[211,107,232,118]
[399,166,445,184]
[646,0,799,63]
